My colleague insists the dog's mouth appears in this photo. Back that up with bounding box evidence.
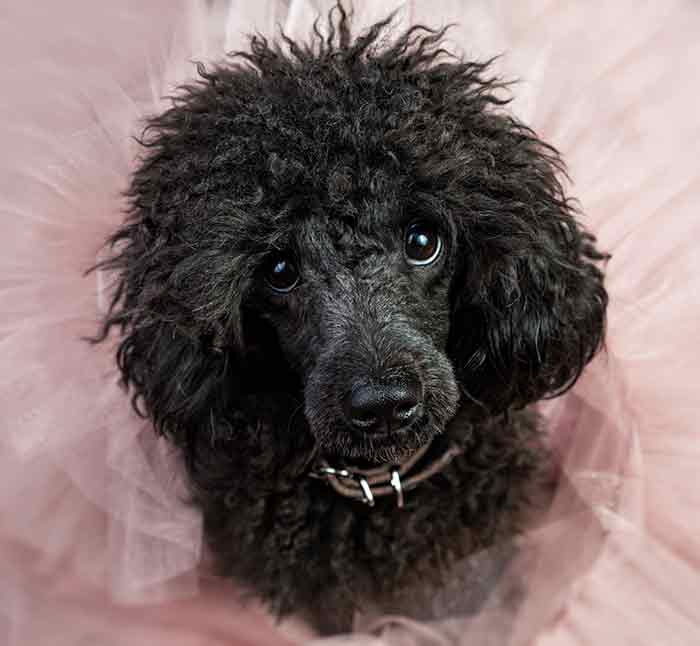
[315,410,440,465]
[310,437,463,508]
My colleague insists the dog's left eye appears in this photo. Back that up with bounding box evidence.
[266,256,300,293]
[405,221,442,266]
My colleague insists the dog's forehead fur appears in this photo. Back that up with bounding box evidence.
[295,213,399,274]
[157,25,491,250]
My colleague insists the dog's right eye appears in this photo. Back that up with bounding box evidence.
[405,221,442,266]
[265,256,300,293]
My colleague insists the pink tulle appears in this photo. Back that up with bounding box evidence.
[1,1,699,645]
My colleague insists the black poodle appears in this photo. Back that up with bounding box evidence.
[94,4,607,634]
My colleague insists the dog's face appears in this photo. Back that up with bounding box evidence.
[96,16,607,477]
[247,203,460,463]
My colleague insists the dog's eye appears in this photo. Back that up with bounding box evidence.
[405,221,442,266]
[266,256,300,293]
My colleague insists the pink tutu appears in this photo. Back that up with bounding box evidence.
[1,1,698,644]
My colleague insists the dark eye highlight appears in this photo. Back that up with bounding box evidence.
[265,255,300,293]
[404,221,442,266]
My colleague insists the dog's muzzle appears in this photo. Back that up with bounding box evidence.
[309,440,464,508]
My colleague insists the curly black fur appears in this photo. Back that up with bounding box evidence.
[92,3,607,634]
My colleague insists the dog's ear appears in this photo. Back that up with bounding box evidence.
[89,86,258,447]
[111,318,235,444]
[91,207,249,448]
[447,120,608,416]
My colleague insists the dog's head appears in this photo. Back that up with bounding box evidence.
[95,8,607,470]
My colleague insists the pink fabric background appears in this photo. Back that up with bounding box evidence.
[1,1,699,644]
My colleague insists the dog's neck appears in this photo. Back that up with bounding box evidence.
[185,397,552,633]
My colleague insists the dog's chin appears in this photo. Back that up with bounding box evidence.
[318,421,439,467]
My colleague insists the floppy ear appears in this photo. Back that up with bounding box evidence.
[90,84,257,448]
[92,204,247,449]
[448,118,608,416]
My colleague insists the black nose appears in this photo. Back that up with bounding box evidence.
[345,382,422,433]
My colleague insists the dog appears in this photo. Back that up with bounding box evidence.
[94,4,607,634]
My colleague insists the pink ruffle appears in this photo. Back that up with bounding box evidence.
[2,1,699,645]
